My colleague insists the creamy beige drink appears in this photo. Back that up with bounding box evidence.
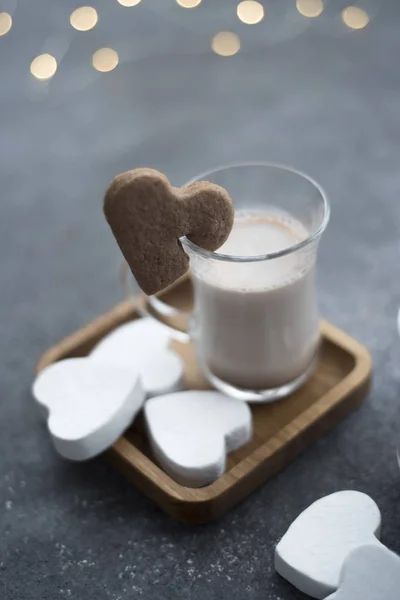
[191,212,319,390]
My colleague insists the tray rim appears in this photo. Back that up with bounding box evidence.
[36,299,372,509]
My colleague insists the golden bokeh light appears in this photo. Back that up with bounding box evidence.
[70,6,98,31]
[342,6,370,29]
[176,0,202,7]
[296,0,324,18]
[0,12,12,36]
[237,1,264,25]
[30,54,58,81]
[211,32,241,57]
[92,48,119,72]
[117,0,142,6]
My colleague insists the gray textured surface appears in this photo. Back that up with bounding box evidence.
[1,1,400,598]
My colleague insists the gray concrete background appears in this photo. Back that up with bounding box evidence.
[1,0,400,598]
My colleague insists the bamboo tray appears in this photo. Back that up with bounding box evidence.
[37,278,372,524]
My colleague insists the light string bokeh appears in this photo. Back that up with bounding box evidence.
[0,1,374,83]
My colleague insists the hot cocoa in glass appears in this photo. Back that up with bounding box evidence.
[181,163,330,402]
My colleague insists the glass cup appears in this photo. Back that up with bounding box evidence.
[137,162,330,402]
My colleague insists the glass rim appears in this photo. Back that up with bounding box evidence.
[180,161,330,263]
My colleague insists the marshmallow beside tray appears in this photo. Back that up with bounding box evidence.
[275,490,400,600]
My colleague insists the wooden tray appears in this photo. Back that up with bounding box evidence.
[37,279,372,524]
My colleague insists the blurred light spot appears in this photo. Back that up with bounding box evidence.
[92,48,119,72]
[237,1,264,24]
[176,0,202,7]
[117,0,141,6]
[30,54,58,80]
[70,6,98,31]
[342,6,369,29]
[0,12,12,36]
[211,32,241,56]
[296,0,324,18]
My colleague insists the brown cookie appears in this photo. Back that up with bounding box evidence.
[104,168,234,295]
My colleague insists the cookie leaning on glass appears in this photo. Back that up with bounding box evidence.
[103,168,234,295]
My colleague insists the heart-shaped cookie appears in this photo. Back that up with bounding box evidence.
[103,168,234,295]
[144,390,252,487]
[275,491,382,599]
[326,544,400,600]
[32,358,145,461]
[90,318,184,398]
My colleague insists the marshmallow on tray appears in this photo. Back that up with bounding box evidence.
[89,318,184,398]
[144,390,252,488]
[90,318,170,357]
[33,317,253,487]
[32,358,145,461]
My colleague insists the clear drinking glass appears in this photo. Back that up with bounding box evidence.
[143,163,330,402]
